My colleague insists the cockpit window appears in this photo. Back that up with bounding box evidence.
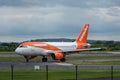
[19,46,23,47]
[19,46,27,48]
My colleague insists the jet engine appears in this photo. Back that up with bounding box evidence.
[51,52,64,60]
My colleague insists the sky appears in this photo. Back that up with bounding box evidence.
[0,0,120,42]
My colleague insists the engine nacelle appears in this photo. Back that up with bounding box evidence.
[51,52,64,60]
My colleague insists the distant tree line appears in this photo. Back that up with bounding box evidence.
[91,40,120,51]
[0,42,18,51]
[0,39,120,51]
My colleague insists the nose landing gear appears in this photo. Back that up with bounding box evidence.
[24,56,29,62]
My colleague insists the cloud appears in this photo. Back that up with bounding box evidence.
[0,6,64,35]
[0,0,120,42]
[0,0,120,8]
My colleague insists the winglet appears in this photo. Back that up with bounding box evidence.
[75,24,90,43]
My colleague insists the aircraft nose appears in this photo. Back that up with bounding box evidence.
[15,48,22,54]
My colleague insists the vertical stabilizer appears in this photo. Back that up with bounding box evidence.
[75,24,90,43]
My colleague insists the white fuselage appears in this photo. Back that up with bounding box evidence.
[15,42,78,56]
[46,42,77,50]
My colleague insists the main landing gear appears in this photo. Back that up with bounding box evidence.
[42,57,66,62]
[42,56,48,62]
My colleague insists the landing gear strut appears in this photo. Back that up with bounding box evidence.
[24,56,29,62]
[42,56,48,62]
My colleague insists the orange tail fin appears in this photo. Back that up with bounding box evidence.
[75,24,90,43]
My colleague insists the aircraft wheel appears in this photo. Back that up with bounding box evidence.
[60,58,66,62]
[42,57,48,62]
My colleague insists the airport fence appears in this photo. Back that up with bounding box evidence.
[0,64,120,80]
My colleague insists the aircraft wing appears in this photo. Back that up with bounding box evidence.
[59,48,102,54]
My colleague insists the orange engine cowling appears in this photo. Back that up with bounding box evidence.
[51,52,64,60]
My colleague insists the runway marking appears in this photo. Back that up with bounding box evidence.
[54,63,73,66]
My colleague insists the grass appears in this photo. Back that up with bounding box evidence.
[0,56,52,62]
[0,69,120,80]
[0,57,24,62]
[0,51,15,54]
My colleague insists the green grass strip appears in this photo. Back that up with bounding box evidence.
[0,70,120,80]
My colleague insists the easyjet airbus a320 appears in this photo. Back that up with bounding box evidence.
[15,24,101,62]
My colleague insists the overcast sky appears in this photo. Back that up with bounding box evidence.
[0,0,120,42]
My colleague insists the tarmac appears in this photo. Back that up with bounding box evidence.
[0,62,120,70]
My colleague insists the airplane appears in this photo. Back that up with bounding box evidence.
[15,24,101,62]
